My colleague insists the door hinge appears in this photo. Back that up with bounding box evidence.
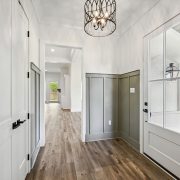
[27,31,30,37]
[27,72,30,78]
[27,113,30,119]
[18,0,21,5]
[27,154,30,161]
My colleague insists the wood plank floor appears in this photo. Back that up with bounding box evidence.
[26,103,172,180]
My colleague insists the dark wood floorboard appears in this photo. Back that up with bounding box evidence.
[26,103,172,180]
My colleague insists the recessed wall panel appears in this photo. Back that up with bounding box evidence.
[89,77,104,134]
[104,78,118,133]
[130,75,140,143]
[118,77,130,136]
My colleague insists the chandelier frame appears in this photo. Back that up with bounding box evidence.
[84,0,116,37]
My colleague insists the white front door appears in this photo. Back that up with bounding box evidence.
[11,0,29,179]
[144,18,180,178]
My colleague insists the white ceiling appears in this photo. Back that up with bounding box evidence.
[45,44,73,63]
[32,0,159,32]
[45,44,73,72]
[45,62,70,73]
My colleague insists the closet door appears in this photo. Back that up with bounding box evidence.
[0,0,12,179]
[30,63,41,168]
[11,0,29,180]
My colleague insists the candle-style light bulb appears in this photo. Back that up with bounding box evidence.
[92,18,97,26]
[101,18,106,25]
[104,12,109,18]
[94,11,99,17]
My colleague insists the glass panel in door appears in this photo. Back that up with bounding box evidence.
[165,80,180,133]
[165,24,180,133]
[148,32,164,127]
[149,81,164,127]
[149,33,164,81]
[165,24,180,80]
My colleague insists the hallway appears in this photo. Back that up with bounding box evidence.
[26,104,171,180]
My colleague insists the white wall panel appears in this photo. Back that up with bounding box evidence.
[0,137,12,180]
[0,0,12,179]
[0,0,12,122]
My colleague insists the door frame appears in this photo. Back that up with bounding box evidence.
[29,62,41,168]
[143,12,180,179]
[40,40,85,146]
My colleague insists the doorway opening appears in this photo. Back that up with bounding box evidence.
[44,43,83,140]
[48,81,59,102]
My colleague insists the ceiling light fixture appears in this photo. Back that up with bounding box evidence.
[166,63,180,79]
[84,0,116,37]
[51,48,55,52]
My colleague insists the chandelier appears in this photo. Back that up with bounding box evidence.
[84,0,116,37]
[166,63,180,79]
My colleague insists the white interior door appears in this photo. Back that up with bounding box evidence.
[144,20,180,178]
[11,0,29,179]
[0,0,12,179]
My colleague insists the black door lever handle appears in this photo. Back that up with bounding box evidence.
[12,122,20,130]
[17,119,26,124]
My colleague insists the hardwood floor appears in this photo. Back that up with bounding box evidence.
[26,103,172,180]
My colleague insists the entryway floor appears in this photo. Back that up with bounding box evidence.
[26,104,172,180]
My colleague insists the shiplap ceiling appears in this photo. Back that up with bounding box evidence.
[32,0,159,32]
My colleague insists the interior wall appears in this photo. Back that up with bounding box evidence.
[40,23,118,141]
[114,0,180,152]
[115,0,180,74]
[62,74,71,109]
[70,49,82,112]
[86,72,140,150]
[39,0,180,144]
